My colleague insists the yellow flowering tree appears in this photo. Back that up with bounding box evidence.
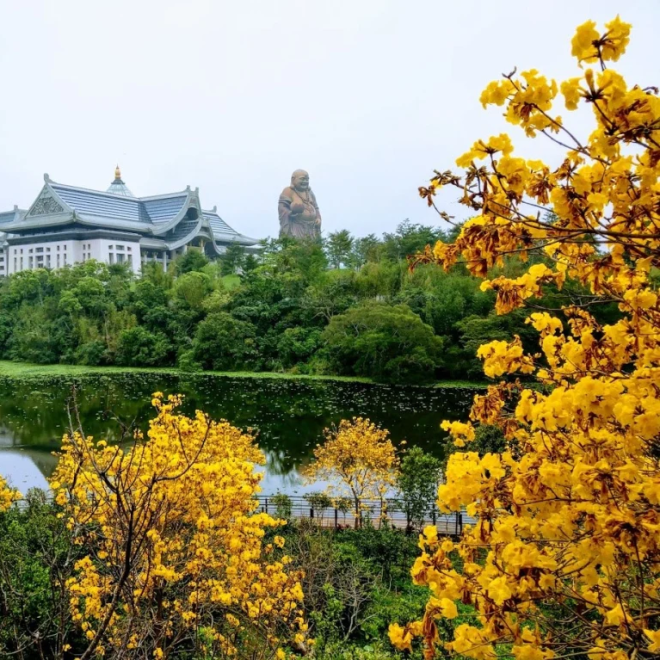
[51,394,307,660]
[303,418,399,527]
[391,17,660,660]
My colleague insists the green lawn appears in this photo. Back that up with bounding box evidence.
[0,360,486,388]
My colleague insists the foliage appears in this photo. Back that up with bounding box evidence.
[304,491,334,514]
[174,249,209,275]
[220,244,247,276]
[322,302,444,383]
[282,521,426,656]
[0,220,553,382]
[0,489,81,660]
[173,270,213,310]
[116,326,170,366]
[50,394,307,659]
[271,492,293,520]
[392,17,660,660]
[313,641,399,659]
[397,447,442,530]
[303,418,400,524]
[326,230,355,269]
[191,312,258,370]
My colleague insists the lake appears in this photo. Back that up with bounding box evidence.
[0,373,477,495]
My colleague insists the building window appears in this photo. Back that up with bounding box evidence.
[46,247,51,253]
[20,248,23,254]
[14,257,17,271]
[117,253,125,264]
[46,256,51,268]
[36,247,43,253]
[63,254,67,265]
[29,257,34,269]
[116,244,124,251]
[127,254,132,266]
[63,245,67,251]
[108,245,113,250]
[57,245,60,252]
[57,254,60,268]
[127,246,132,252]
[109,253,115,264]
[29,248,33,254]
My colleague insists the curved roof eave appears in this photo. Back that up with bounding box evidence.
[151,189,197,236]
[165,218,203,251]
[206,240,224,256]
[139,237,168,249]
[3,212,75,231]
[214,233,258,246]
[5,212,152,234]
[72,214,154,233]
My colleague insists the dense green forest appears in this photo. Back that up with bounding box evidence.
[0,221,620,383]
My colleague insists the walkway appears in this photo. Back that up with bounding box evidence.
[255,495,466,536]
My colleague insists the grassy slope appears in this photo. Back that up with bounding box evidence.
[0,361,485,388]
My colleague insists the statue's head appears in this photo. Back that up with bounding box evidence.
[291,169,310,191]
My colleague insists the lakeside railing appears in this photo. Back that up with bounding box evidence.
[255,495,467,536]
[9,492,469,537]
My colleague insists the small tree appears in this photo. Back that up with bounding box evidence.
[303,418,399,528]
[174,249,209,275]
[51,394,307,659]
[326,230,354,269]
[271,492,293,520]
[220,244,247,276]
[304,491,333,523]
[397,447,442,531]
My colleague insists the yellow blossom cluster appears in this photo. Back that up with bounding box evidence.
[303,417,399,524]
[0,475,20,512]
[392,17,660,660]
[51,394,307,659]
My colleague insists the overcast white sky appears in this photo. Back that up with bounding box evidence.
[0,0,657,240]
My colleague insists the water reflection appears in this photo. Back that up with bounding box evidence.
[0,374,477,494]
[1,450,51,491]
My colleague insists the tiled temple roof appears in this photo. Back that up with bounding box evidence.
[1,172,257,248]
[52,184,153,224]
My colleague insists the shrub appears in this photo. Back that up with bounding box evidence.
[191,312,258,370]
[322,302,443,383]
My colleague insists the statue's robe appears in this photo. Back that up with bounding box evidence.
[278,186,321,239]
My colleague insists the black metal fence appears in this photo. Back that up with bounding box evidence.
[9,492,469,537]
[255,495,466,536]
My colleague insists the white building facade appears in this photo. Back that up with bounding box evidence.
[0,168,258,276]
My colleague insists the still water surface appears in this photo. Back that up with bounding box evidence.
[0,374,477,495]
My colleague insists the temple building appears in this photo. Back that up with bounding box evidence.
[0,167,258,276]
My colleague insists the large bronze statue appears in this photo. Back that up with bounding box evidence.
[278,169,322,239]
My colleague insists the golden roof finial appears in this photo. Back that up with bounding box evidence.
[115,164,121,180]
